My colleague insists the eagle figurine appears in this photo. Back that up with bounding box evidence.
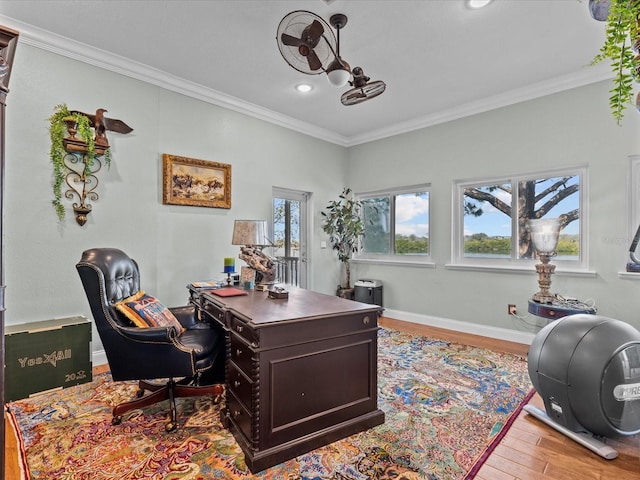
[71,108,133,147]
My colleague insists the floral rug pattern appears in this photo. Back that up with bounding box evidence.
[8,327,532,480]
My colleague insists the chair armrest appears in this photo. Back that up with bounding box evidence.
[169,304,199,329]
[118,325,178,343]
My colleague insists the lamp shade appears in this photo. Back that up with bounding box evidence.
[327,66,351,87]
[232,220,269,246]
[528,218,561,254]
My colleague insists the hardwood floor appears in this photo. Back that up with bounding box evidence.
[4,317,639,479]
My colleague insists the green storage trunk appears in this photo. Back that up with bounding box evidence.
[4,316,92,401]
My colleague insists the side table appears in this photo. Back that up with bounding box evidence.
[528,298,596,320]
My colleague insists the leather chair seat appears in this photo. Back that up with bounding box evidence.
[179,326,222,371]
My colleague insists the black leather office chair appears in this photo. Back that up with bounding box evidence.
[76,248,225,431]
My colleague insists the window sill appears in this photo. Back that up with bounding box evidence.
[445,263,597,278]
[619,271,640,279]
[352,257,436,268]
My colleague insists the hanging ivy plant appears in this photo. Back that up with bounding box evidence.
[591,0,640,124]
[48,103,96,220]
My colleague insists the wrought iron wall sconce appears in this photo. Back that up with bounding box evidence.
[62,128,108,226]
[50,105,132,226]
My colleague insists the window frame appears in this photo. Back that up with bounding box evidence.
[451,165,589,272]
[623,155,640,278]
[354,184,432,266]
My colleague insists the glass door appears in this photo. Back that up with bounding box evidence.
[272,187,308,288]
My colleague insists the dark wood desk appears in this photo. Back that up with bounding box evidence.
[189,287,385,473]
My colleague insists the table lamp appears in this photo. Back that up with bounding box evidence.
[528,217,562,304]
[232,220,276,286]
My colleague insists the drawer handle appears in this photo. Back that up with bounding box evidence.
[235,348,243,357]
[232,409,241,418]
[363,316,370,325]
[236,325,244,333]
[234,380,241,388]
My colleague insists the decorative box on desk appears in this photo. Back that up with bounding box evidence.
[4,316,92,401]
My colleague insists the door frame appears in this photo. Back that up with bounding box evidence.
[272,187,309,288]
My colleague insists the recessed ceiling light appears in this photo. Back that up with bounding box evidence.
[466,0,493,9]
[295,84,313,93]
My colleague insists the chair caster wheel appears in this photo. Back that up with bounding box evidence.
[136,389,145,398]
[112,416,122,426]
[165,422,177,432]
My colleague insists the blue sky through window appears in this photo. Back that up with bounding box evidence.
[464,176,580,237]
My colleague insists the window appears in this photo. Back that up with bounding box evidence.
[356,185,430,263]
[452,166,587,269]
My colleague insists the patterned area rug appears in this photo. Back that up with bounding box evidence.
[8,327,532,480]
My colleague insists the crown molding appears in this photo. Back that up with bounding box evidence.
[1,15,614,149]
[347,64,614,147]
[1,16,351,147]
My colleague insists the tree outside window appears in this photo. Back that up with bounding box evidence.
[458,169,583,264]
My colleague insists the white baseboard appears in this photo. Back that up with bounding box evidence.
[92,349,108,367]
[383,308,536,346]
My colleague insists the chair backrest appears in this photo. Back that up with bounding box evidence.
[76,248,141,351]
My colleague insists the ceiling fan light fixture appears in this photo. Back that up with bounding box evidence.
[326,58,351,87]
[327,68,351,87]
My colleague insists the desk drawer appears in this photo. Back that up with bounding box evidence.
[202,300,225,324]
[230,334,254,375]
[230,315,257,345]
[228,361,253,411]
[227,390,253,444]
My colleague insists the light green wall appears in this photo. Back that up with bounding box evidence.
[5,41,640,354]
[347,81,640,331]
[4,44,348,354]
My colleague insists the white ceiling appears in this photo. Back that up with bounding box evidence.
[0,0,612,146]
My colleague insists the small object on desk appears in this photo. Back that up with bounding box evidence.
[224,257,235,273]
[240,266,255,283]
[190,280,220,289]
[210,287,248,297]
[222,270,236,287]
[268,286,289,299]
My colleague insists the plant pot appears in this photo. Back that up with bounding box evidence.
[336,286,354,300]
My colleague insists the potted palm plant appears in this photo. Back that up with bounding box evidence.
[321,187,366,298]
[590,0,640,124]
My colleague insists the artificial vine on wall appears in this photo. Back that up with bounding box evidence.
[48,104,96,220]
[591,0,640,124]
[47,103,128,225]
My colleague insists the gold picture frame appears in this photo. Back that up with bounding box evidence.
[162,153,231,209]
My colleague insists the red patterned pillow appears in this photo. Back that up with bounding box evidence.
[115,291,185,335]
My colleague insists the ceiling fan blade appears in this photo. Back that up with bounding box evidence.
[306,49,322,71]
[281,33,302,47]
[305,19,325,46]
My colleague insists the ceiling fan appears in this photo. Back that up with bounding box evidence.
[276,10,386,106]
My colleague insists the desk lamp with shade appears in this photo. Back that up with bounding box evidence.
[232,220,276,288]
[528,217,562,304]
